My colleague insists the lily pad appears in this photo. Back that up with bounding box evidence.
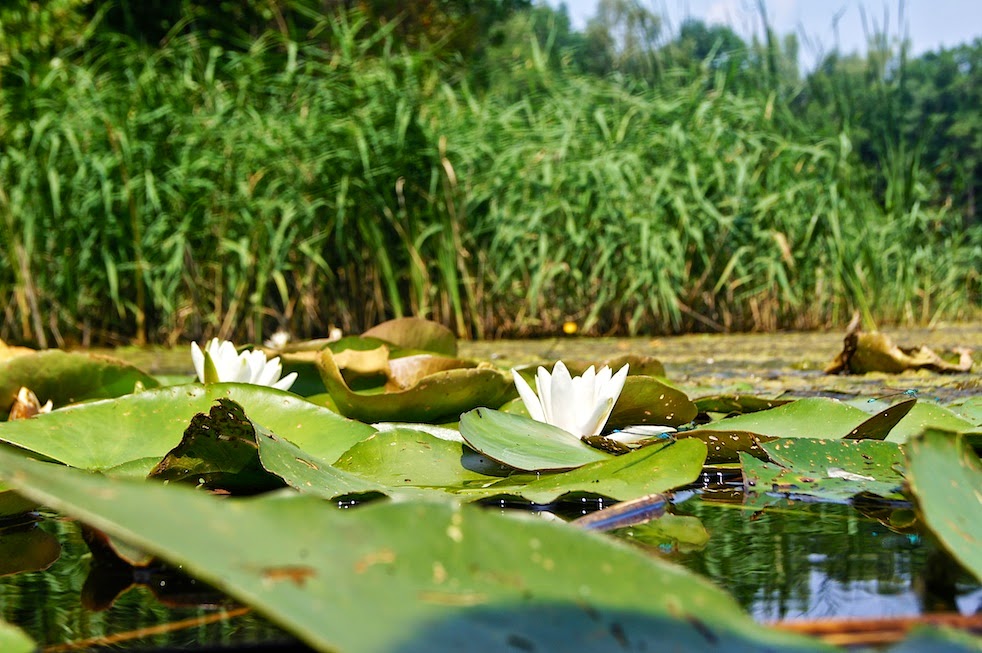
[887,403,976,443]
[675,429,771,464]
[148,399,286,494]
[459,408,612,472]
[0,450,828,653]
[0,481,38,518]
[609,514,711,553]
[904,429,982,580]
[258,428,390,500]
[700,397,911,441]
[825,317,973,374]
[0,618,34,653]
[0,384,374,474]
[606,376,698,429]
[318,349,515,423]
[0,350,160,418]
[694,394,793,415]
[0,522,60,576]
[741,438,906,502]
[362,317,457,357]
[516,438,706,504]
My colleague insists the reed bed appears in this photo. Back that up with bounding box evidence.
[0,13,978,346]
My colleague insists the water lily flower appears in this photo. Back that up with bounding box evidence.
[191,338,297,391]
[513,361,629,440]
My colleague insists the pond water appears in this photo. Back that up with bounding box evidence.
[1,326,979,649]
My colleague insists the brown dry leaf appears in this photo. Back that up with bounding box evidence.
[7,387,52,420]
[825,314,973,375]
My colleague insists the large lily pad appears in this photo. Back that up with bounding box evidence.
[362,317,457,357]
[0,384,374,474]
[741,438,906,502]
[904,429,982,580]
[675,429,771,464]
[318,349,515,423]
[694,394,793,415]
[458,408,612,472]
[699,397,911,441]
[0,350,160,418]
[0,450,829,653]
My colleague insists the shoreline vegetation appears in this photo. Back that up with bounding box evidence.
[0,1,979,346]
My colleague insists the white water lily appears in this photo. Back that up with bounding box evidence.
[513,361,629,440]
[190,338,297,391]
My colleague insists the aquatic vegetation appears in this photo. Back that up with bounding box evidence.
[0,318,979,650]
[191,338,297,391]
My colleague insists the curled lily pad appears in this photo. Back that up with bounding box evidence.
[148,399,286,494]
[886,403,976,443]
[317,349,514,423]
[0,383,374,474]
[904,429,982,580]
[362,317,457,356]
[0,350,160,418]
[606,376,698,430]
[825,316,973,374]
[458,408,612,472]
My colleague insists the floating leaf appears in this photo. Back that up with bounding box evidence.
[845,398,917,440]
[257,427,388,500]
[675,429,771,464]
[700,398,910,441]
[318,349,514,423]
[148,399,285,494]
[516,439,706,504]
[0,480,38,519]
[0,618,34,653]
[825,317,973,375]
[0,523,60,576]
[606,376,698,429]
[362,317,457,356]
[0,350,160,418]
[459,408,612,472]
[904,429,982,580]
[0,451,828,653]
[0,384,374,474]
[609,514,711,553]
[694,394,793,415]
[742,439,905,502]
[887,403,976,443]
[387,355,483,391]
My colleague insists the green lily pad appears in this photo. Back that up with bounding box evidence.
[887,403,976,443]
[741,438,906,502]
[0,618,34,653]
[459,408,612,472]
[257,428,389,500]
[844,398,917,440]
[675,429,771,464]
[148,399,286,494]
[0,384,375,474]
[0,450,828,653]
[0,522,61,576]
[610,514,711,553]
[516,438,706,504]
[0,350,160,418]
[700,397,911,441]
[694,394,793,415]
[0,480,38,518]
[905,429,982,580]
[606,376,698,430]
[318,349,515,423]
[362,317,457,356]
[949,396,982,426]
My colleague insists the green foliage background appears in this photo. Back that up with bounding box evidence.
[0,0,978,346]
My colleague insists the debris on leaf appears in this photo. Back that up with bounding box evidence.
[7,387,52,420]
[825,314,973,375]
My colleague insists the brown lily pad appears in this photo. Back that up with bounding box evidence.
[362,317,457,357]
[825,314,973,375]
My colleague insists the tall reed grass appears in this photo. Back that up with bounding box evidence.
[0,10,978,345]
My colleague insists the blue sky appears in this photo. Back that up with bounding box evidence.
[544,0,981,70]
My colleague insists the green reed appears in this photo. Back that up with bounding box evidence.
[0,10,977,345]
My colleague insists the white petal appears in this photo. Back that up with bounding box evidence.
[535,366,554,424]
[513,369,545,422]
[272,371,298,391]
[547,361,576,432]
